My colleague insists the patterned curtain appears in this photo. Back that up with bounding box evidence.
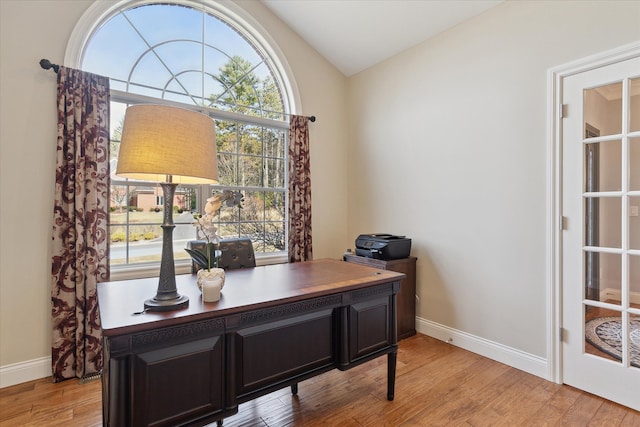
[288,115,313,262]
[51,67,110,382]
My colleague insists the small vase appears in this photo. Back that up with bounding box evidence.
[202,277,222,302]
[196,268,225,292]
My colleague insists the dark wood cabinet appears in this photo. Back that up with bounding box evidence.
[103,318,228,426]
[348,295,393,361]
[131,332,225,426]
[98,259,404,426]
[343,255,416,340]
[234,306,335,398]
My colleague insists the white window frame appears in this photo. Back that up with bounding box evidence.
[65,0,302,280]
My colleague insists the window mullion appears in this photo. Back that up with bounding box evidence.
[110,90,288,130]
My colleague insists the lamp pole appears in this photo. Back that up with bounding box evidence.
[144,179,189,311]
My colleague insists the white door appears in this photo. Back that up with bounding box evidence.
[562,55,640,410]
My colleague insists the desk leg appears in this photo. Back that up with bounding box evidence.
[387,350,396,401]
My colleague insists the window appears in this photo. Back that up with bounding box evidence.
[80,1,291,275]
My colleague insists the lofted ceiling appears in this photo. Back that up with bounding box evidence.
[261,0,505,76]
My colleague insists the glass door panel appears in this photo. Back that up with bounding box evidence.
[584,82,622,136]
[584,140,622,192]
[584,306,622,365]
[631,196,640,250]
[631,138,640,191]
[630,255,640,300]
[584,251,622,303]
[582,79,625,362]
[631,78,640,132]
[584,197,622,248]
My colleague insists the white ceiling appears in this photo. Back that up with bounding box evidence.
[261,0,504,76]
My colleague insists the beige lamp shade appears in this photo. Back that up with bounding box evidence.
[116,104,218,184]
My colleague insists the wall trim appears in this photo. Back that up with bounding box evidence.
[0,357,51,389]
[416,317,548,380]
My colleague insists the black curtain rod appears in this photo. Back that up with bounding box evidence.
[39,59,317,121]
[40,58,59,73]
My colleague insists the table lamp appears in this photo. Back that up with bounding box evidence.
[116,104,218,311]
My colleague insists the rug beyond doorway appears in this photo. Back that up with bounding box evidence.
[585,317,640,368]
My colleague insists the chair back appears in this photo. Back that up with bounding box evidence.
[187,238,256,273]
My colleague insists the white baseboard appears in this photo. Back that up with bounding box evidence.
[416,317,549,380]
[0,357,51,388]
[599,288,640,305]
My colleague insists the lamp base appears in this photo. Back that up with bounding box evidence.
[144,295,189,312]
[142,181,189,313]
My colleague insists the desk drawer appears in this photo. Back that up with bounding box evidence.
[235,309,335,394]
[132,336,224,427]
[349,295,391,362]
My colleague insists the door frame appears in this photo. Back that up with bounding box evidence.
[546,41,640,384]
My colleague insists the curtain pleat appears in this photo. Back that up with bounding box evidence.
[51,67,110,382]
[288,115,313,262]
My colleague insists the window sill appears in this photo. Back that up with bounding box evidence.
[108,252,289,282]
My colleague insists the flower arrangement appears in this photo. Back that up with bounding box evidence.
[185,190,243,271]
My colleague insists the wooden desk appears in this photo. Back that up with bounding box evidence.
[98,259,404,427]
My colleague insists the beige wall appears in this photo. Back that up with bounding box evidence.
[0,0,94,373]
[347,0,640,357]
[0,0,348,372]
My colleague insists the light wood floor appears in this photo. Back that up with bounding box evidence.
[1,334,638,426]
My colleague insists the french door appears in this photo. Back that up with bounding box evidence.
[561,55,640,410]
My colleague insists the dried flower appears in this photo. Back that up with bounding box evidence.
[185,191,243,271]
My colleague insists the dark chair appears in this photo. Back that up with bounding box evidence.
[187,237,256,273]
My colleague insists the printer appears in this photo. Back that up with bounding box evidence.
[355,234,411,260]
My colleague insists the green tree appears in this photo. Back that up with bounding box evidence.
[209,56,286,249]
[211,56,284,187]
[212,56,260,114]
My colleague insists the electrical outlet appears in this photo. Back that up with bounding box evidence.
[631,206,639,217]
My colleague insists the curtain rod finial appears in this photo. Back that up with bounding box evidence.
[308,116,316,122]
[40,59,59,73]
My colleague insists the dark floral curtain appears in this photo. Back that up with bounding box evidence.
[288,115,313,262]
[51,67,110,382]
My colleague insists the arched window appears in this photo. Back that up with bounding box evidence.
[76,1,294,275]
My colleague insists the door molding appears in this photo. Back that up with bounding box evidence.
[546,41,640,384]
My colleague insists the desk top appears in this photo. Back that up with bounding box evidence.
[98,258,405,336]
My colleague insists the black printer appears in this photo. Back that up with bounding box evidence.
[355,234,411,260]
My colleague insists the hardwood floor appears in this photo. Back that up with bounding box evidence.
[1,334,638,426]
